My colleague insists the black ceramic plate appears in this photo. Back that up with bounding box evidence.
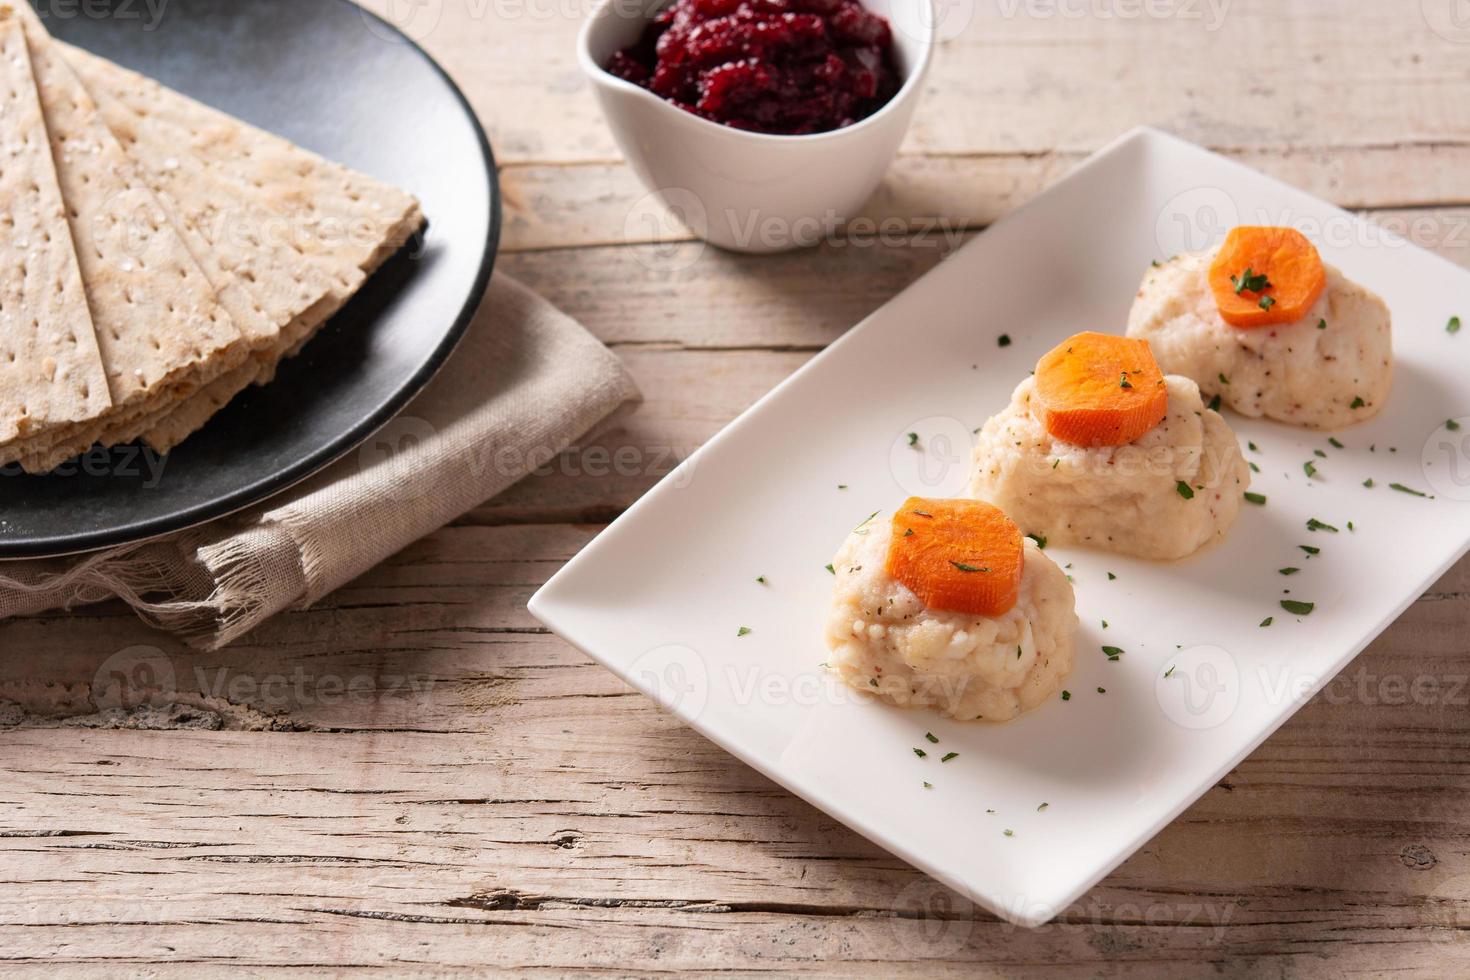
[0,0,499,558]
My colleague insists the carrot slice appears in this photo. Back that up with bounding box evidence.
[1208,226,1326,328]
[885,497,1023,617]
[1033,332,1169,447]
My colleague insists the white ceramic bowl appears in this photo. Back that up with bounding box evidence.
[578,0,936,254]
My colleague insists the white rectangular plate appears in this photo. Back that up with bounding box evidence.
[530,128,1470,926]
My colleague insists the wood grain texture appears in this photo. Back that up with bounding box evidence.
[3,0,1469,974]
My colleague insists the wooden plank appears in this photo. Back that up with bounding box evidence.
[500,149,1470,253]
[361,0,1470,166]
[1,525,1468,970]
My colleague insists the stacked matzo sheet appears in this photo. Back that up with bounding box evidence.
[0,4,424,473]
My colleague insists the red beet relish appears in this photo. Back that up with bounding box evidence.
[605,0,901,136]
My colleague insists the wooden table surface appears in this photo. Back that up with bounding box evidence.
[4,1,1469,974]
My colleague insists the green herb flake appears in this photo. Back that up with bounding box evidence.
[1037,802,1049,812]
[1097,687,1107,694]
[1306,518,1339,533]
[1218,372,1230,385]
[837,484,848,490]
[950,561,990,573]
[1244,492,1267,505]
[1107,571,1117,581]
[923,781,933,789]
[1061,690,1072,701]
[1102,645,1124,657]
[1003,829,1014,837]
[1328,437,1344,449]
[1299,545,1321,555]
[1248,441,1260,453]
[1258,295,1277,311]
[756,576,767,584]
[1317,318,1327,330]
[1119,373,1133,389]
[1249,461,1260,473]
[1164,665,1176,679]
[1362,478,1375,488]
[737,626,751,637]
[907,433,920,448]
[1259,616,1274,627]
[1208,393,1222,412]
[913,748,927,759]
[911,509,933,518]
[1303,461,1318,479]
[825,564,836,575]
[941,752,958,763]
[903,528,914,537]
[1231,267,1270,294]
[1176,480,1195,500]
[1279,567,1300,576]
[1101,619,1109,629]
[1027,532,1047,550]
[1390,482,1431,498]
[1449,316,1462,335]
[1448,419,1461,431]
[1350,396,1366,409]
[924,732,939,744]
[1313,449,1328,459]
[998,334,1012,348]
[1281,599,1315,616]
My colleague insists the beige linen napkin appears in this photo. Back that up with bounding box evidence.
[0,273,641,649]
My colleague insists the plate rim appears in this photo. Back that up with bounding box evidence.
[0,0,502,560]
[529,125,1470,927]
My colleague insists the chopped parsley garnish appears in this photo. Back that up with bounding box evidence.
[1313,449,1328,459]
[1003,829,1014,837]
[1061,690,1071,701]
[1119,373,1133,389]
[1164,665,1176,678]
[1101,619,1109,629]
[825,564,835,575]
[950,562,990,573]
[756,576,767,584]
[1280,599,1315,616]
[1244,492,1267,505]
[910,509,933,518]
[1218,372,1230,385]
[853,510,880,533]
[907,432,919,447]
[737,626,751,637]
[1231,267,1270,294]
[1317,318,1327,330]
[1036,802,1049,812]
[924,732,939,744]
[1176,480,1195,500]
[1299,544,1320,555]
[923,781,933,789]
[903,528,914,537]
[1390,482,1430,498]
[1248,441,1260,453]
[1016,646,1023,659]
[1258,295,1276,311]
[913,747,927,759]
[1449,316,1462,335]
[1208,393,1222,412]
[1328,437,1344,449]
[1097,687,1107,694]
[1260,616,1273,627]
[1350,396,1366,409]
[1303,461,1318,478]
[1449,419,1462,431]
[941,752,958,763]
[1107,571,1117,581]
[998,334,1012,347]
[1306,518,1338,533]
[837,484,848,490]
[1102,646,1124,660]
[1249,462,1260,473]
[1362,478,1374,488]
[1026,532,1047,550]
[1279,567,1300,576]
